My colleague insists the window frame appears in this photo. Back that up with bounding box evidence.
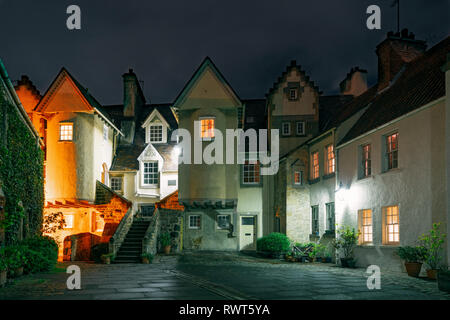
[188,215,201,230]
[242,160,261,185]
[148,123,164,143]
[385,132,398,171]
[216,214,231,230]
[310,151,319,180]
[361,144,372,178]
[59,122,73,141]
[110,176,123,193]
[296,121,306,135]
[142,161,159,186]
[199,117,215,140]
[325,202,335,232]
[288,88,298,100]
[358,209,373,245]
[282,122,291,136]
[382,205,400,245]
[294,170,302,185]
[311,206,319,235]
[324,144,335,175]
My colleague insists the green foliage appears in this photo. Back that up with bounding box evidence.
[332,226,359,259]
[100,253,115,262]
[0,249,7,271]
[2,245,28,269]
[396,246,427,263]
[21,235,58,273]
[256,232,291,254]
[159,232,172,247]
[418,223,446,270]
[141,253,154,263]
[0,95,44,245]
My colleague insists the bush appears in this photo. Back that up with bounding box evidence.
[91,243,109,263]
[20,236,58,273]
[332,226,359,259]
[396,246,426,263]
[159,232,172,247]
[2,245,28,269]
[418,222,446,270]
[257,233,291,254]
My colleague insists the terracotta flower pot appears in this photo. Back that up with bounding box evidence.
[426,269,438,280]
[404,262,422,277]
[142,257,149,264]
[164,245,171,254]
[0,270,7,287]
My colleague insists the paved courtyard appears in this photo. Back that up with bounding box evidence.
[1,251,449,300]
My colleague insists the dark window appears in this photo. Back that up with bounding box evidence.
[311,206,319,235]
[242,217,255,225]
[326,202,335,232]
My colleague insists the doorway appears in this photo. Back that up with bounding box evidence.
[240,215,256,250]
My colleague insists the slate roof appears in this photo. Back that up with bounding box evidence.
[339,36,450,145]
[319,94,354,132]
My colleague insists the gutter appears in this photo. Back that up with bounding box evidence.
[0,59,43,147]
[336,96,445,149]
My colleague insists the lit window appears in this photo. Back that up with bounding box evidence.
[358,209,373,244]
[325,145,335,174]
[294,171,302,185]
[200,118,215,139]
[282,122,291,136]
[386,133,398,170]
[326,202,335,232]
[243,160,260,184]
[296,121,305,135]
[189,215,201,229]
[362,144,371,177]
[91,212,104,232]
[149,124,163,143]
[289,88,298,100]
[311,206,319,235]
[383,205,399,245]
[143,162,158,185]
[311,152,319,179]
[59,123,73,141]
[64,214,74,229]
[103,124,108,141]
[216,215,231,230]
[110,176,123,193]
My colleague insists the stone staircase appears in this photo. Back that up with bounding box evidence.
[114,219,151,263]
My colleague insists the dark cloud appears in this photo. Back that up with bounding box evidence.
[0,0,448,104]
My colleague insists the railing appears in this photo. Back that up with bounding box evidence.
[142,208,160,256]
[109,207,134,256]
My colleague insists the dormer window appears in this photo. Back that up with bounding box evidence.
[149,124,163,143]
[143,161,159,186]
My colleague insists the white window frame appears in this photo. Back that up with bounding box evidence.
[142,161,159,186]
[358,209,373,245]
[311,206,319,235]
[385,132,398,170]
[325,144,335,175]
[311,151,319,179]
[325,202,335,231]
[64,214,74,229]
[294,170,302,185]
[149,124,164,143]
[59,122,73,141]
[282,122,291,136]
[296,121,305,135]
[189,215,201,229]
[383,205,400,245]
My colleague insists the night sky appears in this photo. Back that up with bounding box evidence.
[1,0,448,104]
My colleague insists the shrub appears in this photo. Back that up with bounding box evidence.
[332,226,359,259]
[257,233,291,254]
[159,232,172,247]
[20,236,59,273]
[3,245,28,269]
[91,243,109,263]
[396,246,426,263]
[418,222,446,270]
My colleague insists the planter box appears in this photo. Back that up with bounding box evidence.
[437,271,450,293]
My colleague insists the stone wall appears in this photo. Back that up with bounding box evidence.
[158,209,183,253]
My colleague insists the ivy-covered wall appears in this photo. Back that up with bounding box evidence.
[0,90,44,246]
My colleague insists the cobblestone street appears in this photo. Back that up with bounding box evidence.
[0,252,449,300]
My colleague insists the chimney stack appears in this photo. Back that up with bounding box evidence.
[122,68,145,117]
[376,29,427,91]
[14,75,41,113]
[339,67,368,97]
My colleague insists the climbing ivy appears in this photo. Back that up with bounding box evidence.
[0,94,44,245]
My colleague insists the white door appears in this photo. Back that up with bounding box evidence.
[240,216,256,250]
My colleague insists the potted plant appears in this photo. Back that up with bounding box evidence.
[100,253,114,264]
[333,226,359,268]
[418,223,446,280]
[396,246,426,277]
[141,253,154,264]
[437,269,450,293]
[159,232,172,254]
